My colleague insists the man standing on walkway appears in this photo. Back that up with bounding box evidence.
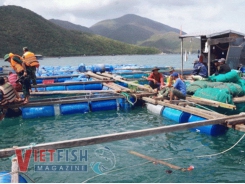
[22,47,40,92]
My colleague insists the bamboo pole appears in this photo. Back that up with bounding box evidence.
[187,96,236,110]
[32,80,114,88]
[1,113,245,158]
[11,157,19,183]
[143,97,221,119]
[100,73,153,92]
[128,151,186,171]
[86,71,111,80]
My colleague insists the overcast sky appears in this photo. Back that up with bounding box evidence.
[1,0,244,34]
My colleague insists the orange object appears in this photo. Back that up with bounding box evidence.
[42,79,54,84]
[187,165,194,171]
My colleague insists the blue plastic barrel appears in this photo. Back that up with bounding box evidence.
[91,64,105,73]
[22,106,55,119]
[60,103,89,115]
[0,67,3,73]
[46,86,66,91]
[0,172,27,183]
[36,79,43,84]
[116,82,128,88]
[78,63,86,72]
[162,107,191,123]
[56,78,72,82]
[91,100,117,112]
[188,115,228,136]
[105,65,114,72]
[84,83,103,90]
[66,84,84,90]
[34,87,46,91]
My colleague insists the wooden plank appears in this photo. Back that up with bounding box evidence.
[86,71,111,80]
[187,96,236,110]
[32,80,114,88]
[226,117,245,125]
[11,157,19,183]
[1,113,245,158]
[28,90,117,95]
[128,151,186,171]
[37,74,80,79]
[100,73,153,92]
[143,97,218,119]
[233,96,245,103]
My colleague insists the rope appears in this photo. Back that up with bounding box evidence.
[120,92,137,106]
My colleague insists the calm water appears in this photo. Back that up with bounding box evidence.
[0,54,245,183]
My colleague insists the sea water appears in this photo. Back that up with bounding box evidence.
[0,54,245,183]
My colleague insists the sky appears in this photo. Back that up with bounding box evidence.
[1,0,245,34]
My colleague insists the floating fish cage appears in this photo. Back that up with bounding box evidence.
[146,103,228,136]
[21,96,138,119]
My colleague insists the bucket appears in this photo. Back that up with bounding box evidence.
[188,115,228,136]
[162,107,191,123]
[60,103,89,115]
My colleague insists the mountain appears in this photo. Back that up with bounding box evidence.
[90,14,186,45]
[0,6,159,57]
[49,19,93,34]
[139,32,200,53]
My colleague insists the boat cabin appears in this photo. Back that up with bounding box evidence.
[179,30,245,76]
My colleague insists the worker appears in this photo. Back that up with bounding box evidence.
[4,53,31,104]
[147,67,165,92]
[22,47,39,92]
[169,72,186,102]
[158,67,175,99]
[191,59,208,80]
[217,58,231,74]
[8,72,22,92]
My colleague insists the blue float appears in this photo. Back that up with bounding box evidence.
[46,86,66,91]
[66,84,84,90]
[188,115,228,136]
[91,64,105,73]
[0,172,27,183]
[162,107,191,123]
[90,100,117,112]
[22,106,55,119]
[84,83,103,90]
[60,103,89,115]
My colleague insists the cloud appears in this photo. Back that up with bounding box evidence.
[1,0,245,34]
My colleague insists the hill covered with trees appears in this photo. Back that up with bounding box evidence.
[0,6,159,57]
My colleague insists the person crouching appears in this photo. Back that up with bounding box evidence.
[147,67,165,92]
[169,72,186,102]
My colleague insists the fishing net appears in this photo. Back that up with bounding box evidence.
[193,88,233,104]
[208,70,240,83]
[214,83,244,97]
[186,81,208,95]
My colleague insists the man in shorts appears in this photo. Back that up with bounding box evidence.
[169,72,186,102]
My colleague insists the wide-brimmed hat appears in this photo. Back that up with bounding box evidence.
[4,54,10,61]
[152,67,160,71]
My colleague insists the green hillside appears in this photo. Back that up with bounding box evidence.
[0,6,160,57]
[139,32,200,53]
[49,19,93,34]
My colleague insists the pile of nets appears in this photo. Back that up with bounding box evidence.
[208,70,240,83]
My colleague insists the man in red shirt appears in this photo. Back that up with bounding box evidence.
[147,67,165,91]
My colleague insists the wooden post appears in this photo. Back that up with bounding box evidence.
[128,151,186,171]
[11,157,19,183]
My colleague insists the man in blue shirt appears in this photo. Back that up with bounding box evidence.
[191,59,208,80]
[169,72,186,102]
